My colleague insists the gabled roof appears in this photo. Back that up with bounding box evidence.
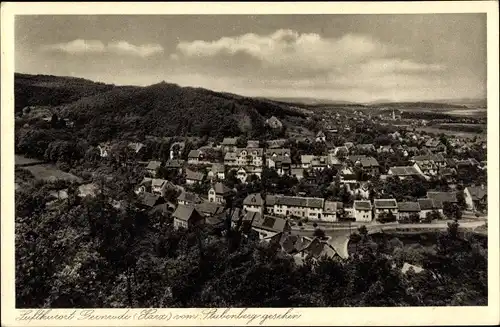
[211,163,225,173]
[354,200,371,210]
[224,152,237,160]
[243,193,264,206]
[128,142,145,153]
[275,195,324,209]
[413,154,445,162]
[185,169,205,181]
[374,199,397,209]
[188,150,201,158]
[165,159,185,168]
[323,201,340,214]
[301,155,315,164]
[177,191,202,204]
[247,140,260,148]
[397,202,421,212]
[195,201,225,216]
[252,215,288,233]
[146,160,162,170]
[359,156,379,168]
[418,198,443,210]
[265,148,291,157]
[466,186,487,201]
[222,137,238,146]
[151,178,169,188]
[140,192,161,207]
[348,155,368,162]
[173,204,204,222]
[265,194,277,206]
[427,191,458,203]
[389,166,420,176]
[212,182,231,195]
[316,131,326,137]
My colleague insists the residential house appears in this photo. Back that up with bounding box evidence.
[165,159,185,173]
[327,154,343,170]
[268,156,292,176]
[208,163,225,180]
[185,169,205,185]
[265,194,277,214]
[301,155,315,169]
[464,185,487,212]
[412,154,447,168]
[291,166,305,180]
[187,150,205,165]
[267,139,287,149]
[418,198,444,219]
[339,167,357,186]
[172,205,205,230]
[177,191,203,206]
[425,139,446,153]
[169,142,185,160]
[97,143,111,157]
[316,131,326,142]
[128,142,145,155]
[377,145,394,154]
[322,201,343,222]
[195,201,225,217]
[221,137,238,153]
[333,146,349,158]
[243,193,264,214]
[353,156,380,175]
[272,195,324,220]
[146,160,162,177]
[311,156,329,171]
[138,192,165,209]
[344,142,354,150]
[397,202,421,221]
[427,191,458,205]
[412,160,439,177]
[265,148,291,160]
[135,178,172,197]
[356,143,376,153]
[208,182,232,204]
[373,199,399,221]
[251,214,291,239]
[236,167,248,183]
[247,140,260,148]
[387,166,422,180]
[265,116,283,129]
[224,151,237,167]
[353,200,372,222]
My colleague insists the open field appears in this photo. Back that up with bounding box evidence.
[20,164,82,183]
[414,126,486,139]
[15,155,45,166]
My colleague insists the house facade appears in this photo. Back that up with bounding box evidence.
[173,205,205,230]
[243,193,264,214]
[271,196,324,220]
[353,200,372,222]
[373,199,399,220]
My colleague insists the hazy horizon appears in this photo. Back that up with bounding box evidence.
[16,14,487,103]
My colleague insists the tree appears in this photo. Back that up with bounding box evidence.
[313,228,326,239]
[443,203,462,220]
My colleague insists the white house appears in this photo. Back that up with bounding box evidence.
[208,182,232,204]
[464,185,487,212]
[373,199,399,221]
[353,200,372,222]
[272,195,324,220]
[243,193,264,214]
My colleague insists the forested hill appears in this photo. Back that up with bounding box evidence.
[15,73,117,112]
[15,73,307,141]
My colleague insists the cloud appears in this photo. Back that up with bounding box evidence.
[171,29,449,101]
[41,39,164,57]
[175,29,407,70]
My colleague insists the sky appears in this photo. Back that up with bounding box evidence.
[15,14,487,103]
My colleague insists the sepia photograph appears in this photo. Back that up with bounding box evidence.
[1,2,499,326]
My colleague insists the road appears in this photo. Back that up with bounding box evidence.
[291,220,487,259]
